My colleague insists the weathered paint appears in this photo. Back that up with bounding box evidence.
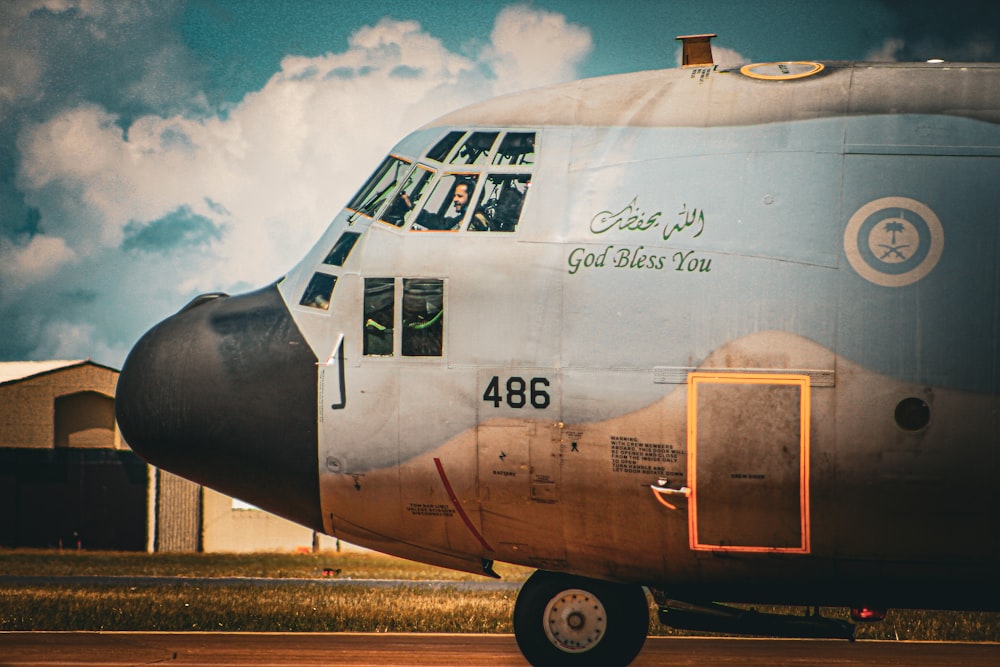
[119,61,999,612]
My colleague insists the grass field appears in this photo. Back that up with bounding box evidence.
[2,550,998,640]
[0,548,531,581]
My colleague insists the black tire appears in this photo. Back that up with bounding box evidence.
[513,570,649,667]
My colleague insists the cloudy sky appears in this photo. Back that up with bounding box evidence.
[2,0,999,367]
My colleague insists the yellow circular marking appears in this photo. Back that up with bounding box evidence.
[740,62,825,80]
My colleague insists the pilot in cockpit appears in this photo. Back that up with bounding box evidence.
[413,175,476,231]
[443,179,473,229]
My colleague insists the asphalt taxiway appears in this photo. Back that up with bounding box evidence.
[3,632,998,666]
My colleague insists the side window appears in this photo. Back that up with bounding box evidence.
[493,132,535,165]
[363,278,395,356]
[426,131,465,162]
[402,278,444,357]
[323,232,361,266]
[450,131,499,166]
[411,173,479,231]
[469,174,530,232]
[346,156,411,219]
[300,273,337,310]
[379,164,435,228]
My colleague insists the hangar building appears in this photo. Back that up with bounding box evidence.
[0,360,335,552]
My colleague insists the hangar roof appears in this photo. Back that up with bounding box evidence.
[0,360,118,386]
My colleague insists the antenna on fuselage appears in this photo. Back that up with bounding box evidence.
[676,33,717,67]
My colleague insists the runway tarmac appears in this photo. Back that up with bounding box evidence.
[2,632,998,666]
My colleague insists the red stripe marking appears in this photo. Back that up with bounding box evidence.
[433,457,494,552]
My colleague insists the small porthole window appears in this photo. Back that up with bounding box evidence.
[300,273,337,310]
[426,130,464,162]
[323,232,361,266]
[894,397,930,431]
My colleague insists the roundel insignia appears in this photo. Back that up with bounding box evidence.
[844,197,944,287]
[740,62,824,80]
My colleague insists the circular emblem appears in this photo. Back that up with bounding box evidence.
[844,197,944,287]
[740,62,824,80]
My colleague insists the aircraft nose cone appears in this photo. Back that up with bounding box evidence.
[116,285,323,531]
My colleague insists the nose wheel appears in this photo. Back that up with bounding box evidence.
[542,587,607,652]
[513,570,649,667]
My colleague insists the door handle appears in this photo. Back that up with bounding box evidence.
[650,481,690,510]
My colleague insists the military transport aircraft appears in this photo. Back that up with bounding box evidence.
[116,35,999,666]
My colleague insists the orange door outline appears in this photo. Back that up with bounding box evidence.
[687,372,811,554]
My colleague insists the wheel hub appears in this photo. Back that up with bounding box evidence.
[542,588,608,653]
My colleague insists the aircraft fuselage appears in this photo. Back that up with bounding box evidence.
[118,61,1000,621]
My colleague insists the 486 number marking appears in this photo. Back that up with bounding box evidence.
[483,376,550,409]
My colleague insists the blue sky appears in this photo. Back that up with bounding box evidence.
[1,0,998,367]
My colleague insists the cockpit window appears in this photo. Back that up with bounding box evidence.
[411,173,479,231]
[346,156,411,218]
[468,174,530,232]
[379,164,435,228]
[426,131,464,162]
[363,277,445,357]
[323,232,361,266]
[450,132,499,166]
[339,129,536,237]
[402,278,444,356]
[493,132,535,165]
[300,273,337,310]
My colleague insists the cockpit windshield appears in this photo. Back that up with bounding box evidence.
[346,156,411,219]
[379,164,436,228]
[450,132,499,165]
[345,129,536,234]
[468,174,530,232]
[493,132,535,165]
[411,173,479,231]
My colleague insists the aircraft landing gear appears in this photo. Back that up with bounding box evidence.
[513,570,649,667]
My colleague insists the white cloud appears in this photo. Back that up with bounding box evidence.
[0,234,76,289]
[14,7,595,303]
[0,1,196,123]
[711,45,749,69]
[866,37,905,62]
[33,319,125,365]
[486,5,593,94]
[3,6,594,364]
[17,106,133,241]
[0,3,45,115]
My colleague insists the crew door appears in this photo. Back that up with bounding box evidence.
[687,372,811,553]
